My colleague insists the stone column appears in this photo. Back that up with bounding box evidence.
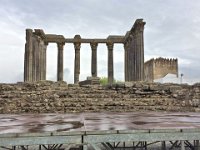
[90,42,98,77]
[24,45,27,81]
[24,29,33,82]
[136,20,145,81]
[74,35,81,84]
[125,40,130,81]
[127,40,131,81]
[57,42,65,81]
[125,19,145,82]
[39,42,43,80]
[107,41,114,85]
[140,26,145,81]
[124,43,128,81]
[43,42,48,80]
[32,36,39,82]
[38,39,43,81]
[135,32,139,81]
[33,36,42,81]
[129,35,135,81]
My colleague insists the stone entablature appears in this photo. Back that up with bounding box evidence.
[24,19,146,84]
[144,57,178,82]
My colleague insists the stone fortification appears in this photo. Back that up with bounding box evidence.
[144,57,178,82]
[0,81,199,114]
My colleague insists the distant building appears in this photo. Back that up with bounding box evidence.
[144,57,178,83]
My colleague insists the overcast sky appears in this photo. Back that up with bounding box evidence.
[0,0,200,84]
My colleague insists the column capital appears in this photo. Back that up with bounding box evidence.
[132,19,146,33]
[137,22,145,32]
[90,42,98,50]
[124,42,128,50]
[106,41,114,50]
[74,42,81,50]
[44,41,49,46]
[57,42,65,50]
[74,35,81,50]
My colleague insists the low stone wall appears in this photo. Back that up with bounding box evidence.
[0,81,200,114]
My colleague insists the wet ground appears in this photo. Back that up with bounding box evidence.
[1,112,200,134]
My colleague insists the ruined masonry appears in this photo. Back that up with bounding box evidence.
[24,19,146,84]
[0,81,200,114]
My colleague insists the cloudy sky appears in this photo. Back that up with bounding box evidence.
[0,0,200,84]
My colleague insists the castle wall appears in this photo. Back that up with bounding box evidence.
[144,57,178,82]
[153,58,178,80]
[144,59,154,82]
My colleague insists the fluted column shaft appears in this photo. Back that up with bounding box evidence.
[33,38,39,81]
[90,42,98,77]
[57,42,65,81]
[134,34,138,81]
[124,43,128,81]
[107,42,114,85]
[137,31,141,81]
[43,42,48,80]
[74,42,81,84]
[38,39,43,81]
[24,29,33,82]
[38,41,47,81]
[140,29,144,81]
[136,24,145,81]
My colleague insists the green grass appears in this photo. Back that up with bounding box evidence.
[99,77,123,85]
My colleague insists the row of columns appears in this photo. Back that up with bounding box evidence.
[72,41,114,84]
[25,37,141,84]
[54,40,114,85]
[25,21,145,84]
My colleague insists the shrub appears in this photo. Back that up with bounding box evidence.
[100,77,121,85]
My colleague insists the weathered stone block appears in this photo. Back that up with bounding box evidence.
[125,82,134,88]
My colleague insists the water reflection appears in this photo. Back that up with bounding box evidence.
[0,112,200,134]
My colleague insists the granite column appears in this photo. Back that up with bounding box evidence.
[90,42,98,77]
[57,42,65,81]
[73,35,82,85]
[124,43,128,81]
[107,42,114,85]
[43,42,48,80]
[24,29,33,82]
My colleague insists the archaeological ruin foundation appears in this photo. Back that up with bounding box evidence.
[24,19,146,84]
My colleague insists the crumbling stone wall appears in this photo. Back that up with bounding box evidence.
[144,57,178,82]
[0,81,199,114]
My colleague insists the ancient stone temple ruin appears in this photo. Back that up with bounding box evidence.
[24,19,145,84]
[144,57,178,82]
